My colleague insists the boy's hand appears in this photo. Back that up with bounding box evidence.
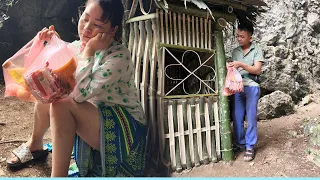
[83,32,114,57]
[38,25,60,42]
[229,61,244,69]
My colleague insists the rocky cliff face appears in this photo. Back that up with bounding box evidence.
[0,0,85,80]
[256,0,320,103]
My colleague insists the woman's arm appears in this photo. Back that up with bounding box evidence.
[73,47,131,103]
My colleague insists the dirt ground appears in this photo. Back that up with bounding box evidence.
[0,84,320,177]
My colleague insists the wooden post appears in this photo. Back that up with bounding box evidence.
[207,96,218,162]
[122,0,131,46]
[172,100,182,172]
[135,21,146,99]
[214,30,233,162]
[163,100,171,167]
[141,20,151,119]
[128,23,134,52]
[189,98,200,167]
[149,18,157,152]
[197,97,209,164]
[182,99,192,169]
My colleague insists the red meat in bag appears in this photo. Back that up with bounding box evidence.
[223,66,244,96]
[24,35,77,103]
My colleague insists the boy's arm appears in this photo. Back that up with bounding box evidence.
[236,61,262,75]
[230,46,264,75]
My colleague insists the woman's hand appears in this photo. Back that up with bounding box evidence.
[83,32,114,57]
[38,25,60,42]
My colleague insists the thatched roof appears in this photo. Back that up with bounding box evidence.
[155,0,268,26]
[204,0,267,25]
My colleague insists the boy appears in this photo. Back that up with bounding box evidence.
[229,22,264,162]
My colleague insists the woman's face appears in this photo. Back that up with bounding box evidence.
[78,2,115,44]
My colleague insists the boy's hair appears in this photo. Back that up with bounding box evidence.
[238,23,254,36]
[86,0,124,41]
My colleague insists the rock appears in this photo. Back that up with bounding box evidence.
[0,169,4,177]
[260,33,279,46]
[263,46,275,59]
[287,130,298,138]
[260,50,311,103]
[285,141,293,148]
[306,148,320,167]
[303,118,320,147]
[274,45,290,59]
[285,21,298,39]
[299,95,313,107]
[310,126,320,147]
[0,158,5,163]
[307,13,320,27]
[258,91,295,120]
[303,118,319,135]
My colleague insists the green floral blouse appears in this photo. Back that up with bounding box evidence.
[71,41,146,125]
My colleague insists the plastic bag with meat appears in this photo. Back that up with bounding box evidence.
[24,35,77,103]
[223,66,244,96]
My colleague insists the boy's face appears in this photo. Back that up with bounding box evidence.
[237,29,252,47]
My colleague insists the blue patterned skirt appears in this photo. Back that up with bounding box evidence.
[73,105,147,177]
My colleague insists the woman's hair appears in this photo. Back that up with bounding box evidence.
[86,0,124,41]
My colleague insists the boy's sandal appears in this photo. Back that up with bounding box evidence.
[6,143,49,168]
[244,149,255,162]
[232,144,246,153]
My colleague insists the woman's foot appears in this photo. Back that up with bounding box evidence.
[6,139,48,167]
[244,148,255,162]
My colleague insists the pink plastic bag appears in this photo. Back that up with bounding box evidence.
[2,34,77,103]
[2,34,46,102]
[223,66,244,96]
[24,35,77,103]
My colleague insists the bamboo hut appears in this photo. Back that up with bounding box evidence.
[123,0,267,175]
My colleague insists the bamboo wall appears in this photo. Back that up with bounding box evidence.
[127,7,221,173]
[158,10,213,49]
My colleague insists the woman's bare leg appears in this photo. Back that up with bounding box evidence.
[28,102,51,150]
[50,97,100,177]
[8,102,50,163]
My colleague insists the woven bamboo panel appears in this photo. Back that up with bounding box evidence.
[163,96,220,171]
[128,15,160,166]
[128,16,157,117]
[158,9,212,50]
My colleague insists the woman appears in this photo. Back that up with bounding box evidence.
[6,0,146,177]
